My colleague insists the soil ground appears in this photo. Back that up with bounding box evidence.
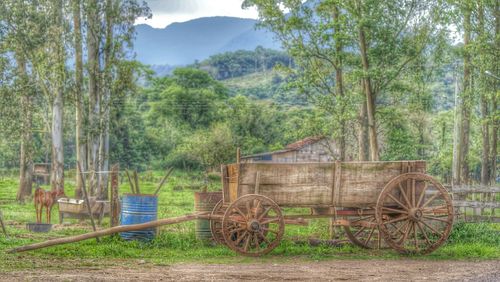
[1,259,499,281]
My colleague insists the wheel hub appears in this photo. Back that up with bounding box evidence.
[248,220,261,232]
[409,208,423,221]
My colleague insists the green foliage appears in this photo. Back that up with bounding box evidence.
[200,46,293,80]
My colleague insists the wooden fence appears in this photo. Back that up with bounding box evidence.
[450,185,500,223]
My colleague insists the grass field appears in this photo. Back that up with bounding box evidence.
[0,170,499,271]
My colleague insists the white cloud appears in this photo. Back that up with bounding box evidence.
[135,0,259,28]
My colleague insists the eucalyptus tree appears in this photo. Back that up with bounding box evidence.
[244,0,448,161]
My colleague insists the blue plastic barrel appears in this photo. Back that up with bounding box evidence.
[120,194,158,241]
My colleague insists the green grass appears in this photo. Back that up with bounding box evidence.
[0,172,499,271]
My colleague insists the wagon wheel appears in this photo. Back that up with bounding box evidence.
[210,200,226,244]
[343,208,386,249]
[222,194,284,257]
[376,173,453,255]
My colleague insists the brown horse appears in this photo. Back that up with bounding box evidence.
[34,187,65,224]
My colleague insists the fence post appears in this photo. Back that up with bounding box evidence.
[110,164,120,227]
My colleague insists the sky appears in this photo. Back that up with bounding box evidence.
[135,0,259,28]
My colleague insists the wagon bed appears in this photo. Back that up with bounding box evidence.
[223,161,426,208]
[211,160,453,256]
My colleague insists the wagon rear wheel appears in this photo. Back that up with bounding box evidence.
[210,200,226,244]
[222,194,284,257]
[376,173,453,254]
[343,208,385,249]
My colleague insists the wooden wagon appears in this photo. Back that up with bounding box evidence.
[208,161,454,256]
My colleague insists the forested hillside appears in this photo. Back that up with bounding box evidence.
[0,0,498,202]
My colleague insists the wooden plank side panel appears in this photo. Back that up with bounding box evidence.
[338,161,426,207]
[226,164,239,203]
[239,163,334,206]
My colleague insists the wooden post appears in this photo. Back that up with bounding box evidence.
[0,210,7,237]
[236,147,241,164]
[77,163,100,242]
[254,172,260,194]
[110,164,120,227]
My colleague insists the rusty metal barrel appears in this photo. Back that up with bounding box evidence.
[194,191,222,241]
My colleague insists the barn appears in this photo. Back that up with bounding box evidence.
[241,136,339,163]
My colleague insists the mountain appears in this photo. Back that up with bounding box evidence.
[133,17,281,66]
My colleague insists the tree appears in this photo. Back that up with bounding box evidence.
[72,0,86,197]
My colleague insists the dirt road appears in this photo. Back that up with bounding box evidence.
[2,259,499,281]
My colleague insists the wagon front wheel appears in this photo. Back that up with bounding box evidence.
[376,173,453,254]
[222,194,284,256]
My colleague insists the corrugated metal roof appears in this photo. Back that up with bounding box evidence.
[285,136,324,150]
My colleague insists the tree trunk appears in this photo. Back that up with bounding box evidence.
[459,6,472,185]
[51,0,65,192]
[73,0,86,198]
[358,94,369,161]
[491,0,499,185]
[86,0,101,196]
[333,5,346,161]
[98,0,114,200]
[16,54,33,202]
[478,3,490,185]
[357,23,379,161]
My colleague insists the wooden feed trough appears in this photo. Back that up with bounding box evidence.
[209,161,454,256]
[58,198,111,224]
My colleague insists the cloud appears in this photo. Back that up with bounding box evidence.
[136,0,258,28]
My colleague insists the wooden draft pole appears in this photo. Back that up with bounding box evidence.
[110,164,120,227]
[8,214,199,253]
[77,163,99,242]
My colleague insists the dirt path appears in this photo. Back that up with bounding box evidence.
[2,259,499,281]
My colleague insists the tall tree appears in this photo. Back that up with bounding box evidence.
[50,0,66,191]
[15,53,33,202]
[85,0,101,196]
[73,0,86,197]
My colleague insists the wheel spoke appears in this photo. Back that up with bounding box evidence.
[258,206,272,221]
[398,221,412,245]
[353,226,367,237]
[230,227,245,234]
[233,207,247,219]
[245,201,252,219]
[254,200,262,218]
[382,207,408,214]
[416,182,429,208]
[421,192,441,209]
[262,227,278,235]
[235,231,248,245]
[243,234,251,251]
[413,222,418,251]
[383,215,408,225]
[416,222,431,246]
[411,179,416,208]
[398,183,412,209]
[387,194,409,210]
[261,217,280,225]
[258,231,271,244]
[420,220,440,235]
[253,233,260,251]
[422,205,448,214]
[364,227,375,246]
[423,215,450,223]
